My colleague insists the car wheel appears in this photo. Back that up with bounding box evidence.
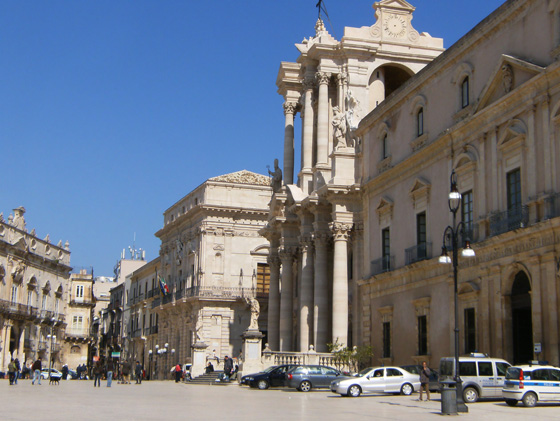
[522,392,537,408]
[299,380,312,392]
[505,399,518,407]
[257,380,269,390]
[348,385,362,397]
[400,383,413,395]
[463,387,479,403]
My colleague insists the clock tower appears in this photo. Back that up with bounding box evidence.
[372,0,417,41]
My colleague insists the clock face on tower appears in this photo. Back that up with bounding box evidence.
[384,14,406,38]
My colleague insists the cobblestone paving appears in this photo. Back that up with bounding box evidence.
[2,379,558,420]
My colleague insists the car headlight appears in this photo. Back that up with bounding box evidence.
[245,377,253,381]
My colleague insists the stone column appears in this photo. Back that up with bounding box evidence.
[337,73,346,111]
[301,76,315,194]
[283,102,298,185]
[351,224,363,347]
[315,72,331,165]
[331,222,351,347]
[313,232,330,352]
[279,247,295,351]
[299,236,314,352]
[267,254,281,351]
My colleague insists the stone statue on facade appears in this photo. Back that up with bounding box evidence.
[502,64,514,93]
[332,106,348,149]
[268,159,283,192]
[12,207,27,232]
[11,259,25,283]
[244,297,260,330]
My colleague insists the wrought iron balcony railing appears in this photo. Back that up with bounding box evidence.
[489,205,529,237]
[371,255,395,276]
[405,242,432,265]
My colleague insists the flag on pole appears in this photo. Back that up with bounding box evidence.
[159,277,170,296]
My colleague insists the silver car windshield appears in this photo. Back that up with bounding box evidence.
[356,367,374,377]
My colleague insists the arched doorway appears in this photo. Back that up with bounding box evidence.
[511,272,533,364]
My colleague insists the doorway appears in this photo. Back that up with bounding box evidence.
[511,272,533,364]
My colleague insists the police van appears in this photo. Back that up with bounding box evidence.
[502,363,560,407]
[439,353,511,403]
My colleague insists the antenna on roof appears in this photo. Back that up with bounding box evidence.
[315,0,336,39]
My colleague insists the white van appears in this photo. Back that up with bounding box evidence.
[439,353,511,403]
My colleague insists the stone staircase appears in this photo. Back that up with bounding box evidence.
[186,371,237,386]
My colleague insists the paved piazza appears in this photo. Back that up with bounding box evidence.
[2,379,560,420]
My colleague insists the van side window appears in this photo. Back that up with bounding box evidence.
[496,362,510,376]
[532,369,550,381]
[459,362,477,376]
[478,362,493,376]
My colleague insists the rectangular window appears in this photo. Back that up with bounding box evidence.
[41,294,47,310]
[417,108,424,137]
[72,316,83,329]
[418,315,428,355]
[55,298,59,314]
[462,190,473,242]
[27,290,33,306]
[382,228,390,271]
[11,286,18,303]
[507,169,522,212]
[382,134,389,159]
[461,77,469,108]
[257,263,270,295]
[76,285,84,298]
[416,212,427,259]
[464,308,476,354]
[382,322,391,358]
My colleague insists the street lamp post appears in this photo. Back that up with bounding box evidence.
[439,170,475,414]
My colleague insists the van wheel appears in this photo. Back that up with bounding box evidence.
[463,387,479,403]
[522,392,537,408]
[505,399,518,407]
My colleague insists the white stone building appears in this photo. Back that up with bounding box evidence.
[0,207,71,371]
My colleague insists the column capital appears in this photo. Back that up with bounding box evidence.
[283,101,299,116]
[279,246,297,262]
[315,71,331,86]
[299,235,315,251]
[303,76,316,91]
[267,254,280,268]
[336,72,347,86]
[330,222,352,241]
[313,231,331,246]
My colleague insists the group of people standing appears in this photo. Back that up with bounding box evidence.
[7,358,21,385]
[92,359,144,387]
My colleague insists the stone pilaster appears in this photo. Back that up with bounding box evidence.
[299,236,314,352]
[313,232,330,352]
[267,254,281,351]
[315,72,331,165]
[283,102,298,185]
[331,222,351,347]
[279,247,295,351]
[301,76,316,194]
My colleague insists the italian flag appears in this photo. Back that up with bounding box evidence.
[159,277,170,296]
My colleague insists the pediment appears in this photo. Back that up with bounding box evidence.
[475,55,545,112]
[376,197,394,215]
[375,0,415,13]
[13,236,28,251]
[409,177,431,208]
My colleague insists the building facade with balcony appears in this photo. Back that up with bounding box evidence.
[358,0,560,367]
[63,269,96,370]
[149,170,271,378]
[0,207,71,372]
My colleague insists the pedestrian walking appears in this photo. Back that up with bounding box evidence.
[223,355,233,381]
[122,360,131,384]
[174,363,182,383]
[106,358,114,387]
[93,361,102,387]
[14,358,21,384]
[8,358,16,385]
[135,361,143,384]
[31,358,42,385]
[418,361,431,401]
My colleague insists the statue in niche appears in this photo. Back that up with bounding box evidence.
[244,297,260,330]
[332,106,348,149]
[268,159,282,192]
[502,64,514,94]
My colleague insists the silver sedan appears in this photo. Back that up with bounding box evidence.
[330,366,421,397]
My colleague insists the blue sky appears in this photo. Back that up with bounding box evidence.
[1,0,506,276]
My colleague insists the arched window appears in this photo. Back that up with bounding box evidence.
[461,77,469,108]
[417,107,424,137]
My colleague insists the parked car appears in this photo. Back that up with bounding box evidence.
[400,365,440,392]
[41,368,63,380]
[439,353,511,403]
[286,365,342,392]
[331,366,420,397]
[502,363,560,407]
[240,364,298,389]
[67,369,79,380]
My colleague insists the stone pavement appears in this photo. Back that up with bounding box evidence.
[2,379,559,420]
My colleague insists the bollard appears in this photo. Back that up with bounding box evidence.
[440,379,458,415]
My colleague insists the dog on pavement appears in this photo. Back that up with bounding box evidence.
[49,376,60,385]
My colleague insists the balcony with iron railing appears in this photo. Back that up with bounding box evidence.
[544,193,560,220]
[0,300,38,320]
[147,325,158,335]
[489,205,529,237]
[131,329,142,338]
[184,286,256,300]
[405,242,432,265]
[65,327,90,338]
[370,255,395,276]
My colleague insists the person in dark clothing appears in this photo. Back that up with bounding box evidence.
[223,356,234,381]
[93,361,102,387]
[8,358,16,385]
[174,363,182,383]
[14,358,21,384]
[61,365,69,380]
[205,361,214,374]
[122,360,131,384]
[418,361,431,401]
[32,358,42,385]
[135,361,143,384]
